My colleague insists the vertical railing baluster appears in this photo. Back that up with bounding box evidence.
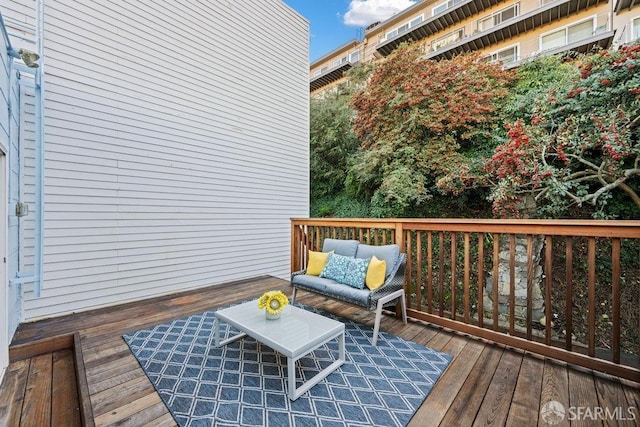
[526,235,534,341]
[290,223,297,272]
[588,237,596,357]
[478,232,484,328]
[427,231,433,315]
[309,226,315,253]
[406,230,413,309]
[509,234,516,335]
[612,238,621,364]
[451,232,457,320]
[545,236,553,345]
[493,233,500,331]
[565,237,573,351]
[464,232,470,324]
[439,232,445,318]
[417,231,423,312]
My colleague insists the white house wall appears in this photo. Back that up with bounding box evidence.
[1,0,310,321]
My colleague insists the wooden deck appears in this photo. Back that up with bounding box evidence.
[1,276,638,426]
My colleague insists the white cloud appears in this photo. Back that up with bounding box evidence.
[343,0,417,27]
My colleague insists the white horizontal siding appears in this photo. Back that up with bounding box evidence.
[1,0,309,321]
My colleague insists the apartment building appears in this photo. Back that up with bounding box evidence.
[310,0,640,95]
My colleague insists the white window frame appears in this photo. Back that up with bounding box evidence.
[477,3,520,32]
[632,16,640,42]
[410,16,424,28]
[333,56,348,67]
[431,27,465,51]
[384,14,424,41]
[539,17,596,51]
[432,0,463,16]
[349,50,359,63]
[484,43,519,64]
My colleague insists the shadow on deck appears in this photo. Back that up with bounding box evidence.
[1,276,639,426]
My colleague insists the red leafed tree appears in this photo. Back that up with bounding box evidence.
[485,44,640,218]
[348,44,514,216]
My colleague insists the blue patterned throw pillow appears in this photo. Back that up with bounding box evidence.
[320,253,351,282]
[342,257,371,289]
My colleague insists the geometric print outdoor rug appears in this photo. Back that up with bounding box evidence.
[123,302,453,427]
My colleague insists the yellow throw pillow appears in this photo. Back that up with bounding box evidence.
[307,250,330,276]
[365,256,386,290]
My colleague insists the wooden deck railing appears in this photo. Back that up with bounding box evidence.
[291,218,640,382]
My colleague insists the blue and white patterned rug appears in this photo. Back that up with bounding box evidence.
[123,303,453,427]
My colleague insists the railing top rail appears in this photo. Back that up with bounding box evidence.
[291,218,640,238]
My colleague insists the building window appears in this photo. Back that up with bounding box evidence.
[633,17,640,40]
[350,51,359,62]
[541,18,594,51]
[431,28,465,51]
[433,0,464,16]
[384,15,424,41]
[484,45,518,64]
[477,4,519,32]
[333,56,347,67]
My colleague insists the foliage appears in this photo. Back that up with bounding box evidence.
[309,91,360,200]
[311,193,371,218]
[503,55,578,122]
[485,44,640,218]
[348,44,515,216]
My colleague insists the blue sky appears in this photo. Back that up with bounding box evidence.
[283,0,417,63]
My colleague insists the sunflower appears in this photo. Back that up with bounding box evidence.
[257,290,289,315]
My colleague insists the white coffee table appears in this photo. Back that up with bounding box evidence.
[214,300,345,400]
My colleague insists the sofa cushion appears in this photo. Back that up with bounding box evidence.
[319,253,351,282]
[322,280,370,306]
[365,256,386,290]
[342,257,370,289]
[292,273,338,293]
[355,244,400,277]
[322,238,359,258]
[306,250,330,276]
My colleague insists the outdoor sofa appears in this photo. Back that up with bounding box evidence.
[291,238,407,346]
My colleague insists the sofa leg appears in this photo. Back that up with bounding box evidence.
[400,290,407,325]
[291,287,297,305]
[372,300,384,347]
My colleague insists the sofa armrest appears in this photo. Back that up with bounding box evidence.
[291,269,307,280]
[367,253,406,310]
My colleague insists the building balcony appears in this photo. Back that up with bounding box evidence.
[424,0,605,60]
[615,0,639,12]
[310,61,356,92]
[504,29,615,68]
[376,0,503,56]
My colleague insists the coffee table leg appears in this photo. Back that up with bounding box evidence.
[288,357,296,401]
[287,331,346,400]
[214,316,247,348]
[214,317,220,347]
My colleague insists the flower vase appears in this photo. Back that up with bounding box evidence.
[265,310,281,320]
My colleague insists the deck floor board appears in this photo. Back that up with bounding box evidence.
[1,276,638,426]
